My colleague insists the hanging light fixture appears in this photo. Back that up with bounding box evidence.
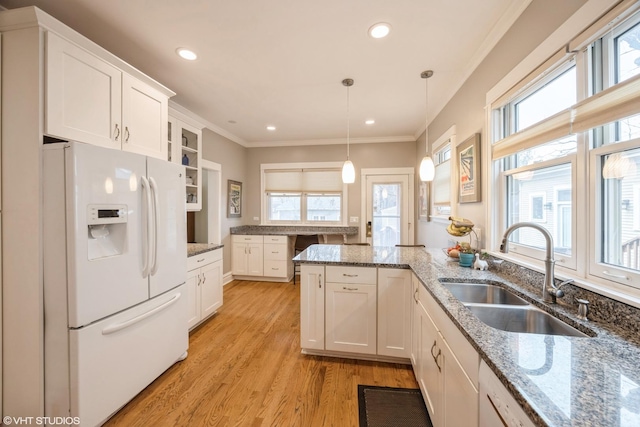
[342,78,356,184]
[419,70,435,182]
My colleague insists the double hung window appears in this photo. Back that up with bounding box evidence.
[491,8,640,291]
[431,126,456,219]
[263,165,345,225]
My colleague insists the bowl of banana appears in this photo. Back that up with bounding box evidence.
[446,216,474,237]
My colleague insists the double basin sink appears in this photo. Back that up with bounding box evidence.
[440,281,590,338]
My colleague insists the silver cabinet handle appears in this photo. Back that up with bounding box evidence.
[272,267,279,270]
[318,274,322,289]
[343,286,358,291]
[343,273,358,277]
[202,274,206,284]
[197,274,202,286]
[272,251,279,254]
[124,126,130,142]
[114,124,120,141]
[414,288,419,303]
[197,258,205,263]
[430,340,442,372]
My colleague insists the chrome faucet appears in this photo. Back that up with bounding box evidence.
[499,222,566,304]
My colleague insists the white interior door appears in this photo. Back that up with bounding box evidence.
[365,174,411,246]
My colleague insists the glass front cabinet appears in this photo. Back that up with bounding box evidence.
[168,109,203,211]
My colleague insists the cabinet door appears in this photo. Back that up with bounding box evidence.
[325,282,377,355]
[246,243,264,276]
[442,339,478,427]
[231,243,247,275]
[122,74,168,160]
[46,32,121,149]
[300,265,325,350]
[377,268,412,358]
[200,260,223,319]
[419,303,443,427]
[186,269,200,330]
[410,275,420,367]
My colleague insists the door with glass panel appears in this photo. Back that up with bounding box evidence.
[365,175,410,246]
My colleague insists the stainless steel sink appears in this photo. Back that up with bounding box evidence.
[442,282,528,305]
[465,304,588,337]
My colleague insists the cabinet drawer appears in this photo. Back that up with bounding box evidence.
[326,266,376,285]
[187,249,222,271]
[263,235,288,244]
[232,235,264,244]
[264,260,288,277]
[264,243,287,261]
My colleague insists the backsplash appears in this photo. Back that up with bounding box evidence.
[487,255,640,342]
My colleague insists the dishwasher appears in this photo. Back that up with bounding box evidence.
[479,361,535,427]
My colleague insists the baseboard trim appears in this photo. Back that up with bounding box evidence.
[301,349,411,365]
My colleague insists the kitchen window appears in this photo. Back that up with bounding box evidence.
[431,125,456,219]
[490,7,640,292]
[262,163,347,225]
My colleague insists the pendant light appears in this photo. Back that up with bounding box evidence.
[419,70,435,182]
[342,78,356,184]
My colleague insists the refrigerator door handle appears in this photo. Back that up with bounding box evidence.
[141,176,153,278]
[101,293,182,335]
[149,177,160,276]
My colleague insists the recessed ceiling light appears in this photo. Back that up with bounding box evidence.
[176,48,197,61]
[266,125,276,131]
[368,23,391,39]
[365,119,376,125]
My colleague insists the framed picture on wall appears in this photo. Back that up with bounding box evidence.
[458,133,481,203]
[419,181,429,221]
[227,180,242,218]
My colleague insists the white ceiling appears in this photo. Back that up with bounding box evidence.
[0,0,531,147]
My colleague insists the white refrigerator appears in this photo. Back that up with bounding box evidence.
[43,142,188,426]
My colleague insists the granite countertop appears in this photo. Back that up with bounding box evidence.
[294,244,640,427]
[187,243,223,257]
[230,225,359,236]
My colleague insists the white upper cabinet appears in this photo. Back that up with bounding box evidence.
[46,32,122,150]
[122,74,168,159]
[46,32,169,160]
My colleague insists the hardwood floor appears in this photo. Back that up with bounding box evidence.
[105,280,418,426]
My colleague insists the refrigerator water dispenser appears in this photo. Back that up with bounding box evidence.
[87,204,128,260]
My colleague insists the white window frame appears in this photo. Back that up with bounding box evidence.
[588,138,640,289]
[430,125,456,222]
[261,162,348,226]
[633,184,640,231]
[501,157,577,270]
[485,1,640,305]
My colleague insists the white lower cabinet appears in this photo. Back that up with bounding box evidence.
[414,273,479,427]
[231,235,264,277]
[301,265,411,359]
[378,268,412,358]
[187,249,223,330]
[300,265,325,350]
[325,281,377,354]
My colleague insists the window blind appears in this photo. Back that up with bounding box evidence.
[433,160,451,205]
[265,169,342,192]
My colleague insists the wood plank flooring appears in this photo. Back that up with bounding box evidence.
[104,280,418,426]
